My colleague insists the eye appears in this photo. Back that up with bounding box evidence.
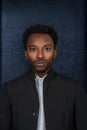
[29,48,36,52]
[44,47,51,51]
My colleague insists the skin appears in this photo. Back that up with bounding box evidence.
[25,33,57,77]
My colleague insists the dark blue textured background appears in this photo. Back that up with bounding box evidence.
[1,0,87,93]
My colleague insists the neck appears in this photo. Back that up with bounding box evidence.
[33,68,51,78]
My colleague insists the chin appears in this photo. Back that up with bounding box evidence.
[35,67,47,73]
[36,69,46,73]
[35,66,51,74]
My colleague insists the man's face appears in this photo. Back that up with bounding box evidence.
[25,33,57,76]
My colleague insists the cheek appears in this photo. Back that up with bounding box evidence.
[45,53,55,60]
[27,53,37,59]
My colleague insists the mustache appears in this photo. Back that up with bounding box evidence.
[34,59,47,63]
[34,59,47,62]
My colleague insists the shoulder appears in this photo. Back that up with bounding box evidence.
[52,71,87,99]
[53,71,79,85]
[7,72,29,83]
[2,72,30,91]
[52,71,82,92]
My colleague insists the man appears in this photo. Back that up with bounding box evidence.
[0,24,87,130]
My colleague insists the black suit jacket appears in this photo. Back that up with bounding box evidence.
[0,69,87,130]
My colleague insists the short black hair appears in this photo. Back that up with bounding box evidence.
[23,24,58,50]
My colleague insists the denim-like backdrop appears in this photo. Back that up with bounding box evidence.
[1,0,87,93]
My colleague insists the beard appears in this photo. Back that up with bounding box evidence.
[28,58,53,74]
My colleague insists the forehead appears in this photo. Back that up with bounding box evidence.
[27,33,54,46]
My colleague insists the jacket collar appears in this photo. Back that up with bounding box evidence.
[28,68,56,91]
[28,68,55,80]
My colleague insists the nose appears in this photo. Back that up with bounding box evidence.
[37,50,44,58]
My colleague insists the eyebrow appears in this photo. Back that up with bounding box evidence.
[27,44,53,47]
[44,44,53,47]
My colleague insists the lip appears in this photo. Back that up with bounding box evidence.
[35,61,46,67]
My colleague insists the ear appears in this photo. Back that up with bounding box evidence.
[25,51,28,60]
[54,49,57,59]
[53,49,57,59]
